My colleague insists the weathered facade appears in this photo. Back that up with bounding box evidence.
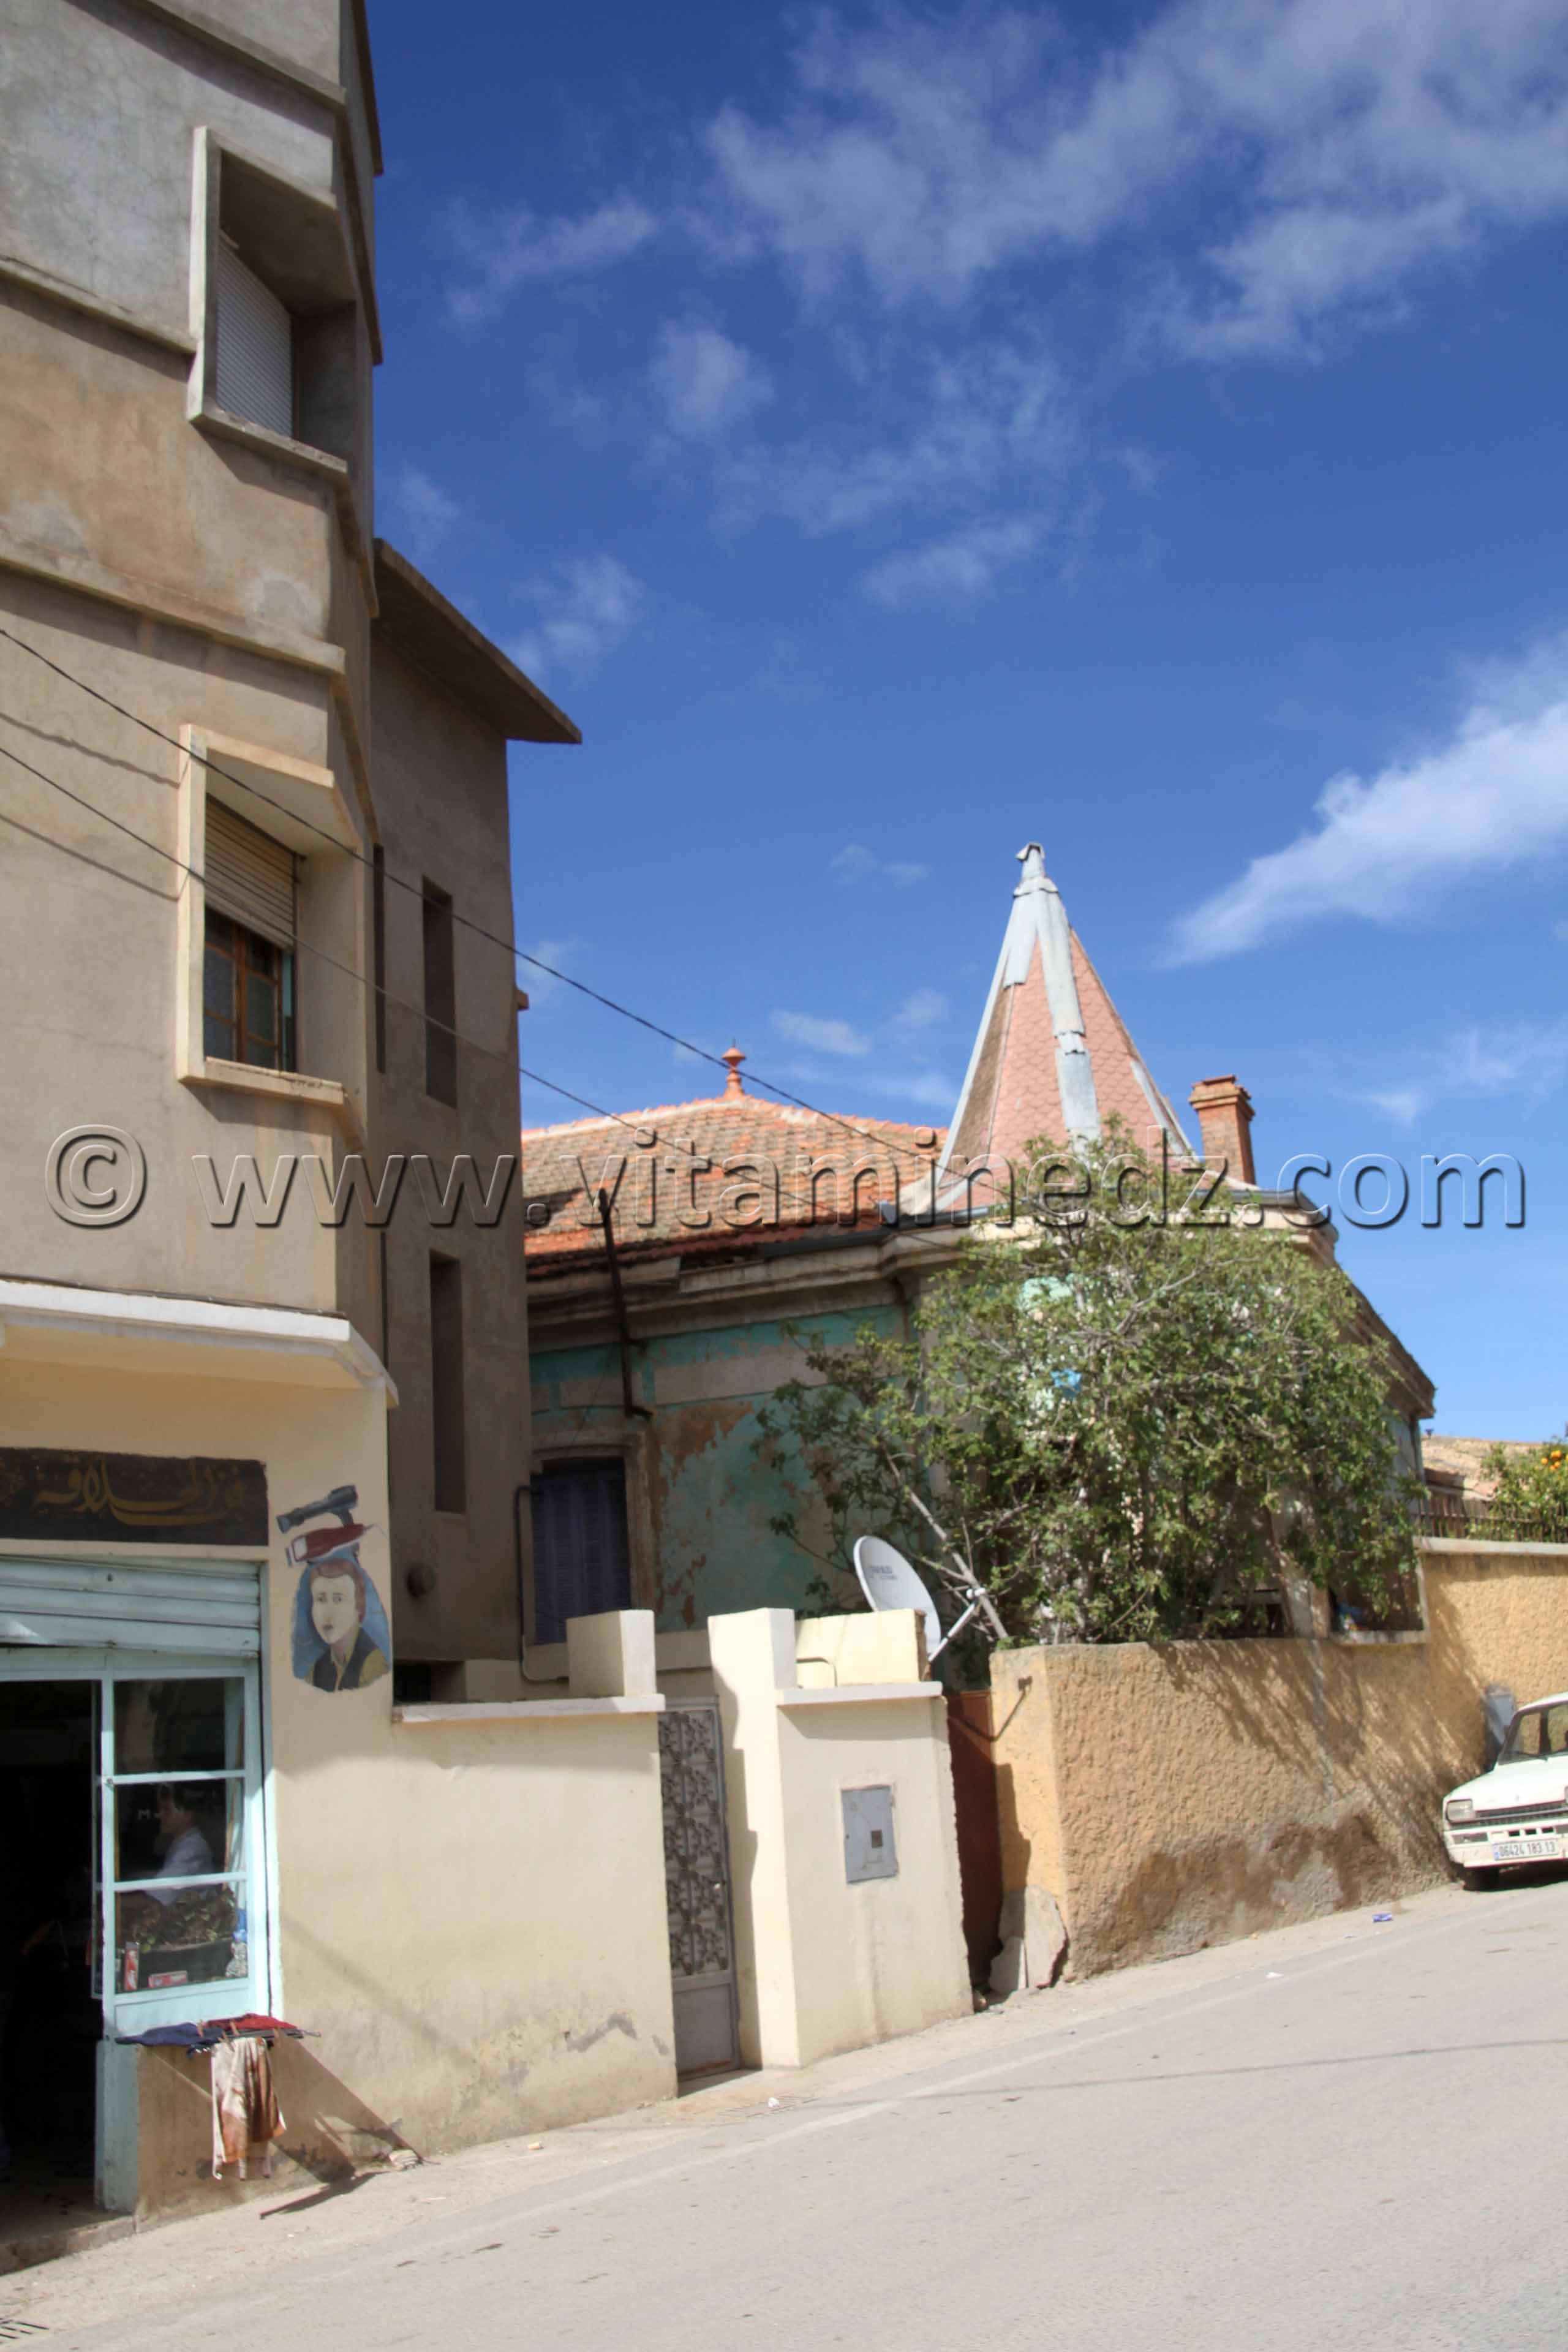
[522,1063,944,1631]
[989,1540,1568,1978]
[522,845,1434,1640]
[0,0,586,2222]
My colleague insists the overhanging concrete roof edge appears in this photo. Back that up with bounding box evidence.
[372,542,581,744]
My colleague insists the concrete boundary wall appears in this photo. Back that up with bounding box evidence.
[990,1545,1568,1980]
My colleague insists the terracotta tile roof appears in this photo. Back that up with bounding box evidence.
[522,1066,944,1265]
[938,842,1191,1198]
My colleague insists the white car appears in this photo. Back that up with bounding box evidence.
[1443,1692,1568,1888]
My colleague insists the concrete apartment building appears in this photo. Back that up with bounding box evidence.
[0,0,588,2211]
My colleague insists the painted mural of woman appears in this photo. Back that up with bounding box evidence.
[279,1492,391,1692]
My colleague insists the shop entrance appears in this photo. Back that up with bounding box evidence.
[0,1552,270,2215]
[0,1679,97,2210]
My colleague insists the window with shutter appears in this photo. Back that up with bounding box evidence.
[214,239,294,439]
[203,801,298,1071]
[205,800,296,945]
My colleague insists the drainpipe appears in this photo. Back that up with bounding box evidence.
[598,1188,652,1421]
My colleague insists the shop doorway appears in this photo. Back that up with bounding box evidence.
[0,1621,269,2217]
[0,1679,97,2218]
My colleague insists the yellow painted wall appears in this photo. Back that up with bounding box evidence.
[0,1348,674,2218]
[706,1608,970,2070]
[991,1545,1568,1978]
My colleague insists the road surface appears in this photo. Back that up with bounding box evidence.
[18,1874,1568,2350]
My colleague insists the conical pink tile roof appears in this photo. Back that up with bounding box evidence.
[935,843,1191,1196]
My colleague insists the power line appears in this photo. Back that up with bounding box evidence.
[0,621,956,1180]
[0,728,963,1250]
[0,734,502,1071]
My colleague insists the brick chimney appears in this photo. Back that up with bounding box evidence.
[1188,1075,1256,1184]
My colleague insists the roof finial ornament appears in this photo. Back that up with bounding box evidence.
[721,1044,745,1098]
[1015,840,1047,893]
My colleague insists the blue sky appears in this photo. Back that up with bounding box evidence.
[369,0,1568,1440]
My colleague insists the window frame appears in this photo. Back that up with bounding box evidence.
[530,1456,633,1645]
[203,908,298,1075]
[175,724,363,1121]
[187,127,363,479]
[0,1645,273,2037]
[528,1424,656,1636]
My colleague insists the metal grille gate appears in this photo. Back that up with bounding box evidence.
[657,1698,739,2076]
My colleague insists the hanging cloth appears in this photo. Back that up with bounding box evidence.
[211,2034,285,2179]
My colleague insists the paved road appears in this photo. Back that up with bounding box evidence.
[21,1876,1568,2350]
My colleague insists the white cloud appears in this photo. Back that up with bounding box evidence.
[382,464,460,563]
[832,844,928,889]
[771,1009,873,1057]
[450,198,657,325]
[650,322,773,440]
[1352,1017,1568,1126]
[862,1069,959,1110]
[514,556,644,680]
[518,937,584,1011]
[717,339,1068,533]
[863,516,1041,607]
[1446,1019,1568,1103]
[1167,631,1568,962]
[1360,1085,1430,1128]
[892,987,948,1038]
[703,1,1568,355]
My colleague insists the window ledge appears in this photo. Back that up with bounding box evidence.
[184,1061,361,1142]
[192,399,350,488]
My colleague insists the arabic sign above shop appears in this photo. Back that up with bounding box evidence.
[0,1449,268,1546]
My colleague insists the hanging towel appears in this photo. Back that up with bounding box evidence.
[211,2034,285,2179]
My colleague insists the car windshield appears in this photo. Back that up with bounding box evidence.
[1499,1703,1568,1763]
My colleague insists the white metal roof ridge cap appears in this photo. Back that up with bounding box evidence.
[0,1278,391,1389]
[776,1683,944,1707]
[393,1695,666,1723]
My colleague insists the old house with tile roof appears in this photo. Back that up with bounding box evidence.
[521,841,1433,1643]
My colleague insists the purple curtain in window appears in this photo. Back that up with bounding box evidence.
[532,1459,631,1644]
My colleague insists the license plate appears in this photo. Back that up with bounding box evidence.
[1493,1838,1561,1861]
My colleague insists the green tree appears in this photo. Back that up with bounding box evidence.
[1479,1439,1568,1541]
[758,1132,1418,1647]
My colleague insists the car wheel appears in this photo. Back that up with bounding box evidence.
[1461,1866,1499,1892]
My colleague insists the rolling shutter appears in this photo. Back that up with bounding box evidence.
[214,239,293,439]
[205,798,296,948]
[0,1559,262,1656]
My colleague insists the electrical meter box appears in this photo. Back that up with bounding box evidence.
[842,1784,898,1883]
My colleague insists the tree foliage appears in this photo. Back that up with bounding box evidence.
[758,1132,1419,1648]
[1479,1439,1568,1542]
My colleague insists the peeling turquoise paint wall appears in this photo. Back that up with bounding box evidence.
[531,1308,899,1630]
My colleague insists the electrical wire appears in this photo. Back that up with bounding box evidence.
[0,621,956,1180]
[0,728,966,1250]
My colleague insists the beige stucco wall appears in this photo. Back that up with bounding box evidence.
[367,631,532,1667]
[707,1608,970,2069]
[0,1343,674,2220]
[991,1545,1568,1980]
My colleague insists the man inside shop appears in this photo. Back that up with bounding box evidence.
[150,1785,214,1899]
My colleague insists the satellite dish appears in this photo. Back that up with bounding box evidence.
[853,1537,941,1662]
[853,1535,1008,1665]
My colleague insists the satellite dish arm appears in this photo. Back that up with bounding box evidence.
[928,1579,1007,1661]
